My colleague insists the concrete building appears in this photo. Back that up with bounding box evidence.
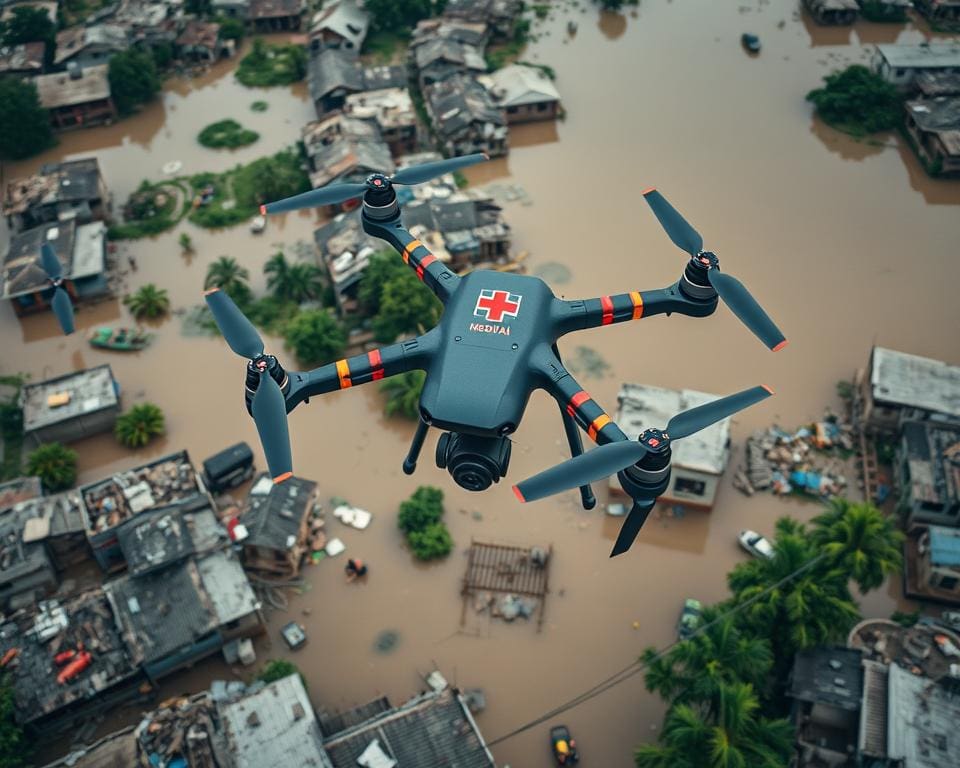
[482,63,561,123]
[34,63,117,130]
[320,686,495,767]
[914,0,960,24]
[872,43,960,88]
[803,0,859,25]
[4,158,110,233]
[343,87,418,156]
[906,525,960,604]
[903,97,960,176]
[308,0,368,53]
[897,420,960,528]
[611,383,732,511]
[302,113,394,202]
[20,364,119,448]
[54,24,128,70]
[854,346,960,436]
[884,662,960,768]
[238,474,318,579]
[788,647,864,766]
[0,41,45,77]
[424,72,509,158]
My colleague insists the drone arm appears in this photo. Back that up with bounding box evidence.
[552,284,716,337]
[362,215,460,304]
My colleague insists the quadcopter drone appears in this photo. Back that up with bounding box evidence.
[204,154,786,557]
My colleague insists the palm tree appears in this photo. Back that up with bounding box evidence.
[264,251,292,298]
[205,256,251,304]
[123,284,170,319]
[114,403,166,448]
[635,682,793,768]
[642,611,773,710]
[26,442,78,492]
[178,232,193,252]
[285,263,324,303]
[810,498,903,593]
[379,371,425,420]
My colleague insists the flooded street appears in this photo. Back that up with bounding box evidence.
[4,2,960,766]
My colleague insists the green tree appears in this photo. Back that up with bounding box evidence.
[185,0,212,14]
[257,659,306,689]
[204,256,251,305]
[0,78,54,161]
[179,232,193,252]
[407,521,453,560]
[283,309,346,366]
[26,442,77,492]
[264,251,292,295]
[806,65,901,136]
[108,47,161,115]
[810,499,903,594]
[635,682,793,768]
[216,15,245,41]
[372,271,442,343]
[357,250,407,315]
[242,153,310,207]
[641,611,773,710]
[398,485,444,533]
[380,370,425,420]
[114,403,165,448]
[266,252,324,303]
[2,6,55,50]
[123,283,170,319]
[0,676,29,768]
[365,0,438,32]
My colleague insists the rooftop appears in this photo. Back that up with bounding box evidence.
[195,549,259,626]
[240,474,317,551]
[4,158,105,217]
[482,64,561,108]
[887,662,960,768]
[414,35,487,75]
[54,25,128,65]
[308,46,363,101]
[20,364,118,434]
[876,43,960,70]
[425,73,507,139]
[302,115,394,189]
[849,618,960,682]
[906,98,960,157]
[0,590,140,726]
[0,503,55,596]
[0,477,42,510]
[2,219,76,300]
[343,87,416,130]
[870,346,960,420]
[82,450,206,535]
[9,489,87,543]
[901,421,960,509]
[0,41,44,74]
[221,674,331,768]
[322,688,495,767]
[136,692,225,768]
[915,71,960,98]
[35,63,111,109]
[249,0,303,20]
[929,525,960,567]
[176,18,221,49]
[616,383,732,475]
[789,647,864,710]
[116,501,222,576]
[309,0,368,48]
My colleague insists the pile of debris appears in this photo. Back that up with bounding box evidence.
[136,692,223,768]
[473,592,539,622]
[735,415,854,499]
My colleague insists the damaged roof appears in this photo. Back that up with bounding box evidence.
[240,474,316,552]
[195,549,259,626]
[1,219,76,300]
[4,158,104,216]
[20,364,118,433]
[0,477,42,511]
[116,501,222,576]
[789,647,864,710]
[0,41,45,74]
[906,97,960,156]
[870,346,960,419]
[425,73,507,138]
[35,63,111,109]
[309,0,368,48]
[887,662,960,768]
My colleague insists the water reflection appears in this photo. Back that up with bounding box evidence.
[808,115,888,162]
[598,11,628,40]
[800,11,853,47]
[509,121,560,149]
[897,140,960,206]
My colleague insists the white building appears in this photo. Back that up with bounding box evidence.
[872,43,960,88]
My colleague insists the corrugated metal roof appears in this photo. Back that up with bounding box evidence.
[21,364,118,432]
[875,43,960,70]
[886,662,960,767]
[929,525,960,567]
[615,383,731,475]
[196,549,259,625]
[870,346,960,419]
[483,64,560,108]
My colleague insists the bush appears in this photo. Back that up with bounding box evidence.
[198,119,260,149]
[217,15,245,41]
[0,676,29,768]
[397,486,452,560]
[380,370,425,420]
[283,310,347,366]
[109,47,161,115]
[806,65,901,137]
[407,522,453,560]
[114,403,165,448]
[250,100,269,112]
[236,39,306,87]
[257,659,306,689]
[26,443,77,492]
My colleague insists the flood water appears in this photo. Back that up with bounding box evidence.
[4,3,960,766]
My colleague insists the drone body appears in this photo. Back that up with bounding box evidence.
[206,154,786,556]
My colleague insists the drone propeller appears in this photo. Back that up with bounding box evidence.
[40,243,75,335]
[642,189,787,352]
[261,153,489,215]
[514,385,773,504]
[205,289,293,481]
[611,500,656,558]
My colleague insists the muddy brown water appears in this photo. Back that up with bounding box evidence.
[4,3,960,766]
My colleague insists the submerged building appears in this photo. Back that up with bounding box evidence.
[20,364,120,447]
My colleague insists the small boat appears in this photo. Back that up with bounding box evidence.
[741,33,761,54]
[567,20,578,35]
[88,326,152,351]
[250,214,266,233]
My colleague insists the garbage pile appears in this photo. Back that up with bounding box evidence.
[735,416,854,500]
[136,692,221,768]
[473,592,539,622]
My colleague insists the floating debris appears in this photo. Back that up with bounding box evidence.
[373,630,400,654]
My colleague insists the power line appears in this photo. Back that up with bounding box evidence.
[487,553,827,747]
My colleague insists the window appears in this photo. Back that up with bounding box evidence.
[537,102,549,112]
[675,477,706,496]
[937,575,959,591]
[895,68,905,78]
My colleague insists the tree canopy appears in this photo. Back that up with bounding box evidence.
[1,6,55,51]
[0,677,29,768]
[283,309,346,366]
[371,270,443,343]
[380,370,425,420]
[365,0,440,32]
[0,78,53,161]
[806,65,901,136]
[205,256,252,305]
[108,48,161,115]
[397,485,452,560]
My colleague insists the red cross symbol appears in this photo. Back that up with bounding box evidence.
[474,289,522,322]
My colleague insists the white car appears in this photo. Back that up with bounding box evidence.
[738,530,774,560]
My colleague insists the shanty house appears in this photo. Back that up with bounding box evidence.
[0,41,45,77]
[897,420,960,528]
[424,73,509,158]
[307,47,406,117]
[302,114,394,203]
[914,71,960,98]
[221,673,332,768]
[0,590,145,733]
[176,18,230,62]
[854,346,960,435]
[238,474,318,578]
[402,191,511,267]
[20,364,119,448]
[914,0,960,24]
[872,43,960,88]
[249,0,303,31]
[308,0,368,53]
[54,24,128,70]
[904,98,960,176]
[116,500,223,577]
[411,33,487,90]
[787,647,864,766]
[313,210,381,314]
[482,63,560,123]
[3,158,110,233]
[12,490,89,568]
[915,525,960,599]
[612,383,732,511]
[81,450,211,571]
[34,63,117,129]
[343,87,418,155]
[443,0,522,40]
[106,549,261,681]
[1,219,109,316]
[802,0,859,25]
[0,476,42,510]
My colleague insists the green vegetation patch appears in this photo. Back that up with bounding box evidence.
[236,38,307,88]
[485,17,532,71]
[361,30,409,64]
[0,374,26,481]
[250,100,269,112]
[198,119,260,149]
[397,486,453,561]
[807,64,901,138]
[109,180,186,240]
